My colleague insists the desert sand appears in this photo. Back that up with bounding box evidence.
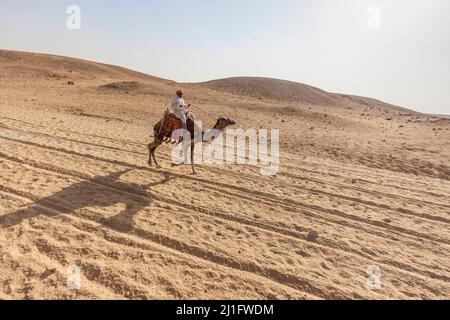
[0,49,449,299]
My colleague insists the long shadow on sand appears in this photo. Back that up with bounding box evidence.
[0,169,176,232]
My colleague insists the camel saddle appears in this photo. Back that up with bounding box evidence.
[154,111,196,141]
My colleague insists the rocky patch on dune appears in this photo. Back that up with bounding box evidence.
[97,81,163,97]
[98,81,141,91]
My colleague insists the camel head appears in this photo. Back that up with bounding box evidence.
[214,116,236,131]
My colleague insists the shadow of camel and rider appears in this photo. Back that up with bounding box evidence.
[0,169,176,232]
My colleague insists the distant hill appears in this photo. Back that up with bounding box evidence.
[195,77,416,114]
[0,50,417,114]
[0,49,171,83]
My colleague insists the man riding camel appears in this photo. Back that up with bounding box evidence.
[171,89,195,130]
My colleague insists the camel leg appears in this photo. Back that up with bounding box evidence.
[151,146,160,167]
[147,142,154,166]
[148,137,162,167]
[191,143,196,175]
[150,138,163,168]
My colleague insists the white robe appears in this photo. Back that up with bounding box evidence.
[171,96,188,119]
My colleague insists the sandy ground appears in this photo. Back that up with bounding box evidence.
[0,50,449,299]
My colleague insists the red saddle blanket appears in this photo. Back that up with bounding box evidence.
[154,112,196,140]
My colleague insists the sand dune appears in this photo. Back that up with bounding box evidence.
[196,77,340,105]
[0,50,449,299]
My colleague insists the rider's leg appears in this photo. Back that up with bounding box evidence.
[180,114,187,130]
[188,112,202,137]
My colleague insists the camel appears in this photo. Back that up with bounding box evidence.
[148,113,236,174]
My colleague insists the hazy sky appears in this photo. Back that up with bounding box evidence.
[1,0,449,114]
